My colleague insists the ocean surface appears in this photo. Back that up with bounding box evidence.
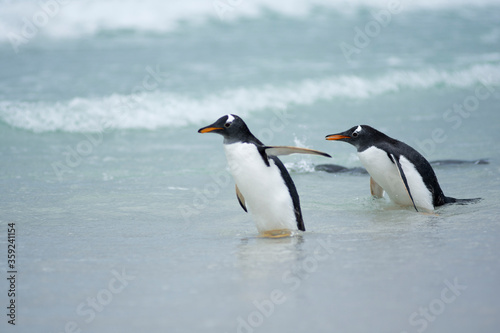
[1,0,500,332]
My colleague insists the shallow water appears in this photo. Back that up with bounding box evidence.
[1,0,500,332]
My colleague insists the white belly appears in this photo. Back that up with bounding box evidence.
[358,147,433,211]
[224,143,297,232]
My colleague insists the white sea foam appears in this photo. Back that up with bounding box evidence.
[1,64,499,132]
[0,0,499,42]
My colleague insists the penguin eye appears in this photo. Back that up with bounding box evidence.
[352,132,358,137]
[224,122,231,128]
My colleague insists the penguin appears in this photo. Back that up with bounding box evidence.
[325,125,481,212]
[198,114,331,234]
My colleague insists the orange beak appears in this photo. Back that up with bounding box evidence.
[325,134,350,141]
[198,127,223,133]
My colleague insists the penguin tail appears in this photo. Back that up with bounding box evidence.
[444,196,482,205]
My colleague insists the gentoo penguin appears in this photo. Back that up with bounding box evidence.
[325,125,480,212]
[199,114,331,234]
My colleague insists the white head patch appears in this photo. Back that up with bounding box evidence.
[226,114,235,124]
[354,125,362,134]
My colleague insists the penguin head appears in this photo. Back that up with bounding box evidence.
[198,114,252,144]
[325,125,377,151]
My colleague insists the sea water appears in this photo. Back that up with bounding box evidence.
[0,0,499,332]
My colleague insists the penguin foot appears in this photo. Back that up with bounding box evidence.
[259,229,294,238]
[419,211,440,217]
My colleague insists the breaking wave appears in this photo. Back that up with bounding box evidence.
[1,64,498,132]
[0,0,499,41]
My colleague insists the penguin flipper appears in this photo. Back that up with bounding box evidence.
[235,184,247,212]
[263,146,331,158]
[389,154,419,212]
[370,177,384,198]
